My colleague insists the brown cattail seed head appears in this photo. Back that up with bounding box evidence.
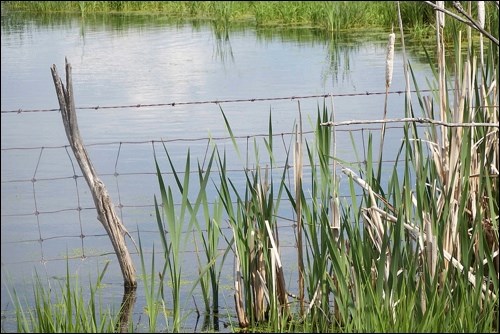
[385,32,395,88]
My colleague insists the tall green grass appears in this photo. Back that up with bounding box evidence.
[3,1,498,41]
[6,261,121,333]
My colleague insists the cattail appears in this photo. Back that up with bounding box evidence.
[478,1,485,29]
[385,32,395,89]
[380,30,396,175]
[436,1,445,28]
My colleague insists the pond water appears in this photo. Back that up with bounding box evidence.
[1,10,436,332]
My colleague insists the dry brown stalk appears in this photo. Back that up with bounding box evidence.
[294,101,305,315]
[342,167,498,300]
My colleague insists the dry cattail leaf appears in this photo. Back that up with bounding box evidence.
[436,1,445,28]
[477,1,485,29]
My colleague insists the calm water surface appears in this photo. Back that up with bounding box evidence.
[1,11,435,332]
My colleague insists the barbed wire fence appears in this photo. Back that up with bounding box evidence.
[1,89,428,114]
[2,90,498,278]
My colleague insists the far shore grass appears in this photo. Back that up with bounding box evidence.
[2,1,498,41]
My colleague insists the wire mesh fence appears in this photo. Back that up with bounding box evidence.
[2,91,496,274]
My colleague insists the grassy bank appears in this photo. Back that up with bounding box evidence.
[2,1,498,41]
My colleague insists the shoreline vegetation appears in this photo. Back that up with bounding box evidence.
[1,1,498,41]
[3,1,499,333]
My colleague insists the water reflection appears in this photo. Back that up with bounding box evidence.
[321,30,356,89]
[0,9,433,71]
[211,19,234,64]
[117,286,137,333]
[211,1,235,64]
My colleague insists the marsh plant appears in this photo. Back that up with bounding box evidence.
[4,2,498,41]
[7,261,121,333]
[150,2,498,332]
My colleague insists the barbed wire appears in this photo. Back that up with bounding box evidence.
[1,89,438,114]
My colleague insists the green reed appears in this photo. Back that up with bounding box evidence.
[196,197,229,330]
[152,141,217,332]
[6,261,120,333]
[193,145,230,330]
[314,2,499,331]
[138,232,168,332]
[214,109,293,329]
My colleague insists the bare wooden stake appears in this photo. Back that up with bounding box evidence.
[50,58,137,289]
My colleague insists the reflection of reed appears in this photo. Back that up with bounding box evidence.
[322,31,353,88]
[198,312,220,332]
[211,1,234,64]
[212,21,234,64]
[116,286,137,333]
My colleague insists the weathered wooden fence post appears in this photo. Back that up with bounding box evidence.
[50,58,137,289]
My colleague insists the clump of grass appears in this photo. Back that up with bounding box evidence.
[214,110,292,329]
[316,1,499,332]
[138,232,168,332]
[195,196,229,331]
[152,142,217,332]
[6,261,121,333]
[150,136,242,332]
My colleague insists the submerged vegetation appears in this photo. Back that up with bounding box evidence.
[4,1,499,333]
